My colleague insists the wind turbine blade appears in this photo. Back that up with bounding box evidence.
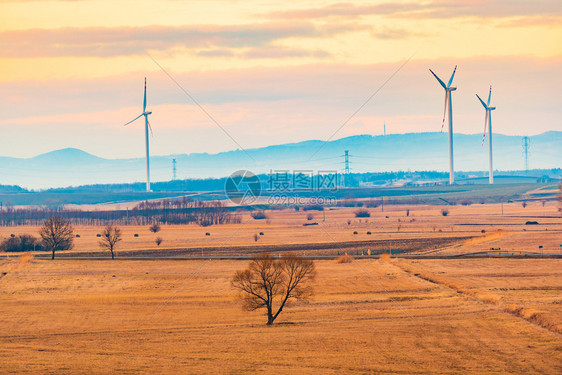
[487,85,492,106]
[147,118,154,137]
[447,65,457,87]
[143,77,147,112]
[476,93,487,109]
[124,114,143,126]
[482,111,489,146]
[429,69,447,89]
[441,92,448,132]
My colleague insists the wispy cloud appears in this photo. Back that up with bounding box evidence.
[263,1,562,20]
[0,22,360,58]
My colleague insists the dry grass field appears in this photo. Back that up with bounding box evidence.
[1,201,560,257]
[1,200,560,373]
[1,257,561,374]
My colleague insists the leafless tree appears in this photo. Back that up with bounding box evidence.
[39,216,74,260]
[231,253,316,325]
[99,224,122,259]
[149,223,161,233]
[155,237,163,246]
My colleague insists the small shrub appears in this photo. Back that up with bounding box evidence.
[353,231,358,235]
[406,209,410,217]
[251,210,267,220]
[253,234,259,242]
[366,231,371,235]
[75,234,81,238]
[96,234,102,237]
[134,234,139,237]
[306,214,314,221]
[149,223,161,233]
[205,232,211,236]
[155,237,163,246]
[347,220,352,225]
[522,201,527,208]
[259,232,264,236]
[335,253,353,264]
[354,209,370,218]
[441,209,449,216]
[0,234,42,252]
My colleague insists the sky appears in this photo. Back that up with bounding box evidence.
[1,0,561,160]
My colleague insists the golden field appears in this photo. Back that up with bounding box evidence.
[1,201,560,257]
[1,257,561,374]
[0,200,560,373]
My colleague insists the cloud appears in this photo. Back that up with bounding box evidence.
[0,22,360,58]
[263,1,562,20]
[241,47,332,59]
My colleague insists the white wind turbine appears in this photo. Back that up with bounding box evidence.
[124,77,153,192]
[476,86,496,184]
[429,65,457,185]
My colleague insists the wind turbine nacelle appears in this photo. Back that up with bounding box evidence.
[489,107,496,110]
[145,111,152,115]
[449,87,457,91]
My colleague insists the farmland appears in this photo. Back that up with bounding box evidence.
[0,192,561,373]
[1,257,561,374]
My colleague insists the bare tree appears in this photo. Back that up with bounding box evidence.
[39,216,74,260]
[99,224,122,259]
[149,223,161,233]
[232,253,316,325]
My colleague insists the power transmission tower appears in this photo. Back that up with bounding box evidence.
[341,150,351,188]
[172,158,177,180]
[522,136,530,173]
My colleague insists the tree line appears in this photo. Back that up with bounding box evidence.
[0,197,240,226]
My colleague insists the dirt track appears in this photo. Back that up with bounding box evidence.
[47,235,473,258]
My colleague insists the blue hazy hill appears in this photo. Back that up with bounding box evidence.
[0,131,560,189]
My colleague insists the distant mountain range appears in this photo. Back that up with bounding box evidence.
[1,131,560,189]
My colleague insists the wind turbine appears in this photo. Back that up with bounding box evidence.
[476,86,496,184]
[124,77,153,192]
[429,65,457,185]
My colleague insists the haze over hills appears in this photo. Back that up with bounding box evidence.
[1,131,560,190]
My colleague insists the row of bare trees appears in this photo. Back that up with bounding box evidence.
[0,198,240,226]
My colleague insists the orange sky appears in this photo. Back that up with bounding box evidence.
[0,0,561,166]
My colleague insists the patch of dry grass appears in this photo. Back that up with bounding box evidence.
[0,259,561,374]
[335,253,353,263]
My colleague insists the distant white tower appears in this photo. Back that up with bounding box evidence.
[124,78,153,192]
[430,66,458,185]
[476,86,496,184]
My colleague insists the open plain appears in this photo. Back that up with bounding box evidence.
[1,257,561,374]
[1,198,561,373]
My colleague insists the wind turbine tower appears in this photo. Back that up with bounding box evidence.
[124,77,153,192]
[476,86,496,184]
[429,66,457,185]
